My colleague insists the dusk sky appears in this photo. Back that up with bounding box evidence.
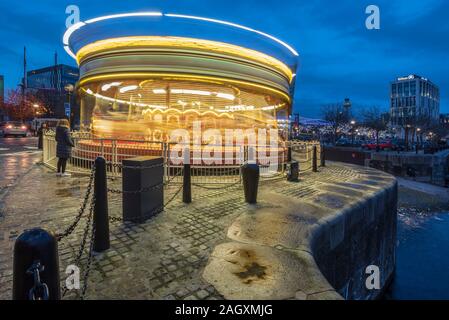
[0,0,448,118]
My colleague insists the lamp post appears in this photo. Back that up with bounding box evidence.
[350,120,356,146]
[64,84,74,128]
[416,128,421,153]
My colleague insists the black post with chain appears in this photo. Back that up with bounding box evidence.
[93,157,110,252]
[13,228,60,300]
[320,144,326,167]
[182,163,192,204]
[182,148,192,204]
[312,146,318,172]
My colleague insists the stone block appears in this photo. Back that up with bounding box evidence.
[123,156,164,223]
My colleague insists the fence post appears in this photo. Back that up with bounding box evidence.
[183,148,192,204]
[13,228,60,300]
[112,140,118,177]
[313,146,318,172]
[94,156,110,252]
[162,142,168,183]
[320,144,326,167]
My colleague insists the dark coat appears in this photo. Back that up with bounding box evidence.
[55,126,74,159]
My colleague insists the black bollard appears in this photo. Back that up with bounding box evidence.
[287,161,299,182]
[13,228,60,300]
[320,145,326,167]
[37,129,43,150]
[312,146,318,172]
[242,162,260,204]
[182,148,192,204]
[94,157,110,252]
[183,164,192,203]
[287,146,292,163]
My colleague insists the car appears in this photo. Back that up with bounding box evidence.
[336,137,352,147]
[362,141,393,151]
[2,121,28,137]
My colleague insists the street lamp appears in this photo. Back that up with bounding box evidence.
[64,84,75,127]
[350,120,356,145]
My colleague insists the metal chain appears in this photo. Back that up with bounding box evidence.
[109,216,123,223]
[163,184,183,207]
[62,189,95,297]
[191,180,241,190]
[80,220,96,300]
[109,162,164,170]
[108,182,164,195]
[27,261,49,300]
[56,165,95,241]
[164,167,184,185]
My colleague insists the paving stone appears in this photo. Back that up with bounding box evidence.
[0,160,382,300]
[196,289,210,299]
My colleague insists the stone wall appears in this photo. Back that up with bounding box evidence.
[368,150,449,187]
[203,163,398,300]
[310,175,397,299]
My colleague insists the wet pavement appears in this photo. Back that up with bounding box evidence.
[0,157,395,300]
[0,137,41,207]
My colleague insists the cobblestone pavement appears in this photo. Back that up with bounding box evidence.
[0,158,371,300]
[0,137,40,215]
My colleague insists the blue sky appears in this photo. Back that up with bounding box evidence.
[0,0,448,118]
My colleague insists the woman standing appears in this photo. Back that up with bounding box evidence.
[55,119,74,177]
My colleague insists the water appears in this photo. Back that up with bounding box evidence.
[387,211,449,299]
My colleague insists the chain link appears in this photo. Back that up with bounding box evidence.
[108,182,163,195]
[80,220,96,300]
[109,162,164,170]
[27,261,49,300]
[109,216,123,223]
[164,167,184,185]
[56,165,95,241]
[191,181,241,190]
[62,188,95,298]
[163,184,183,207]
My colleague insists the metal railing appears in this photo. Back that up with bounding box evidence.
[43,131,320,184]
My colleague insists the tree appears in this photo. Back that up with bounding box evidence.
[362,106,389,146]
[0,88,47,121]
[414,113,433,146]
[321,103,350,144]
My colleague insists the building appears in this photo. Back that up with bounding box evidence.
[26,64,79,124]
[0,75,5,121]
[390,75,440,133]
[441,114,449,128]
[0,75,4,104]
